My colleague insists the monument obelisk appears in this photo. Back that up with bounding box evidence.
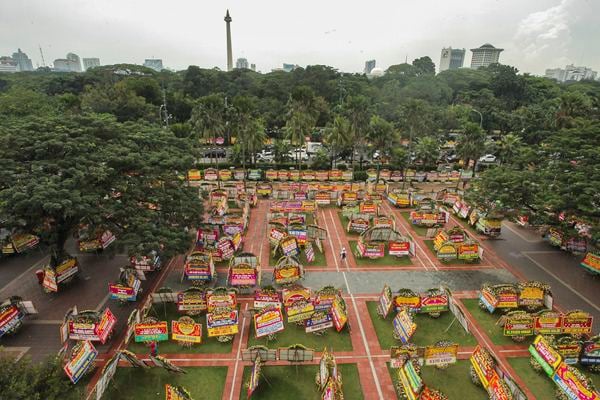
[225,10,233,71]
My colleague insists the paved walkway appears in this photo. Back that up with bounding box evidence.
[81,198,600,400]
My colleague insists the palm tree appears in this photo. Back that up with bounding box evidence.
[189,94,227,170]
[285,107,312,169]
[498,133,522,164]
[414,136,440,169]
[367,115,395,181]
[246,118,266,166]
[456,122,486,173]
[325,115,351,168]
[344,95,371,169]
[556,92,591,128]
[401,99,429,160]
[231,96,259,178]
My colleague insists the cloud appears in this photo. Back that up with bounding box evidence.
[514,0,573,62]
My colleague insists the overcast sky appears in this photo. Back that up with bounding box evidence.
[1,0,598,75]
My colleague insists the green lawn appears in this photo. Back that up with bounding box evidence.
[507,357,556,399]
[420,361,488,400]
[400,212,429,237]
[127,303,233,354]
[337,212,359,237]
[268,247,327,267]
[240,364,363,400]
[423,240,481,265]
[348,240,412,266]
[366,302,476,350]
[387,360,487,400]
[589,371,600,389]
[246,318,353,351]
[452,217,483,239]
[461,299,533,346]
[104,366,227,400]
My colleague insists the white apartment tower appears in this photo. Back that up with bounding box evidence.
[439,47,465,72]
[66,53,82,72]
[82,58,101,71]
[470,43,503,69]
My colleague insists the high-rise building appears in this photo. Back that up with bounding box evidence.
[82,58,101,71]
[545,64,597,82]
[66,53,82,72]
[439,47,465,72]
[0,56,18,73]
[53,58,78,72]
[225,10,233,71]
[236,57,249,69]
[12,49,33,71]
[250,63,256,71]
[282,63,298,72]
[364,60,376,74]
[143,59,163,71]
[470,44,503,69]
[544,68,566,82]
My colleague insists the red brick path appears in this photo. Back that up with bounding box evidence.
[87,199,555,400]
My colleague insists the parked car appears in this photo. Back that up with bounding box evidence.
[306,142,324,155]
[478,154,497,163]
[256,152,274,163]
[445,153,458,162]
[203,148,226,158]
[287,149,309,161]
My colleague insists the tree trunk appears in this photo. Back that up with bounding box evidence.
[214,133,221,189]
[242,142,246,190]
[51,223,71,267]
[331,145,336,169]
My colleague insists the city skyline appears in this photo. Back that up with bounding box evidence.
[1,0,599,74]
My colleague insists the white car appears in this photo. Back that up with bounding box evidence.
[287,149,309,161]
[256,152,274,162]
[478,154,497,163]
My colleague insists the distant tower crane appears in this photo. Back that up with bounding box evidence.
[38,45,46,67]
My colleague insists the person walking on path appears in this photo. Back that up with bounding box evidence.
[150,341,158,357]
[340,247,347,261]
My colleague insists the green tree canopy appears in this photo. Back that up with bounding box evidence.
[412,56,436,76]
[0,113,202,264]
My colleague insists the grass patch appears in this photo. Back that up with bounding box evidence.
[387,361,487,400]
[240,364,363,400]
[247,318,353,351]
[127,303,233,354]
[348,240,412,266]
[461,299,533,346]
[400,212,429,237]
[268,247,327,267]
[366,302,476,350]
[589,371,600,389]
[420,361,488,400]
[104,366,227,400]
[507,357,556,399]
[423,240,481,265]
[337,212,359,238]
[452,217,483,238]
[299,248,327,266]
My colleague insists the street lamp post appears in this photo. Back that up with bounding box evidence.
[470,108,483,129]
